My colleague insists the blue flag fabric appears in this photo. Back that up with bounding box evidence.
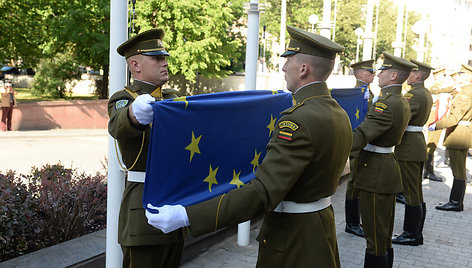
[331,86,368,130]
[143,88,368,207]
[143,90,293,207]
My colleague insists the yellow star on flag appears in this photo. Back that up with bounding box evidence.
[267,114,276,137]
[355,108,360,120]
[173,96,188,108]
[272,90,278,95]
[185,131,202,163]
[203,165,218,192]
[250,149,261,173]
[230,169,244,189]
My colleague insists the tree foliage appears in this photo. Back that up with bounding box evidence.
[134,0,246,81]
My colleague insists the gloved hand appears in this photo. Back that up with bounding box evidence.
[428,123,436,131]
[145,203,189,234]
[132,94,155,125]
[364,89,370,100]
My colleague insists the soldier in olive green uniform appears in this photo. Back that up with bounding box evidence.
[344,59,376,238]
[392,60,433,246]
[424,68,455,181]
[352,52,414,268]
[108,29,186,268]
[431,64,472,212]
[145,26,352,268]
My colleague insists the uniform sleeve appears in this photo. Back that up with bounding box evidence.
[430,86,454,95]
[186,113,313,236]
[435,93,471,129]
[351,100,393,151]
[108,91,145,139]
[405,92,420,120]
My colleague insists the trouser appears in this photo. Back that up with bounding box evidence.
[426,129,442,156]
[398,160,424,206]
[1,106,13,131]
[359,191,396,256]
[121,241,185,268]
[448,148,468,203]
[345,156,361,224]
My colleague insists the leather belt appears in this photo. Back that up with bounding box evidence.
[273,197,331,213]
[458,121,471,126]
[405,125,424,132]
[363,143,394,154]
[127,171,146,183]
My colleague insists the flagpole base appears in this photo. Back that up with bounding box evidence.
[237,220,251,246]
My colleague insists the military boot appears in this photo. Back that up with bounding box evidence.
[392,204,422,246]
[387,248,393,268]
[423,153,443,181]
[417,202,426,245]
[345,198,364,237]
[364,251,388,268]
[436,179,466,212]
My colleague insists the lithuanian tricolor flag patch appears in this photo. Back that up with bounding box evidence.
[278,131,293,141]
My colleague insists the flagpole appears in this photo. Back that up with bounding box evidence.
[106,0,128,266]
[239,0,260,247]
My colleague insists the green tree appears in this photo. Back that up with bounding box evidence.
[31,52,81,98]
[134,0,245,81]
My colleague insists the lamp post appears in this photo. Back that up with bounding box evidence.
[309,14,319,33]
[355,27,364,62]
[412,20,428,62]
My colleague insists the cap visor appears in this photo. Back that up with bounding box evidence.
[142,50,170,56]
[281,50,297,57]
[378,66,391,70]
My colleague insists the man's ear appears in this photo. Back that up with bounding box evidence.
[299,63,309,78]
[129,58,140,73]
[390,70,398,81]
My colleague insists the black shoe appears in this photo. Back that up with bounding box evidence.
[435,201,463,212]
[425,172,443,182]
[345,223,364,237]
[392,232,421,246]
[418,233,424,245]
[396,193,406,204]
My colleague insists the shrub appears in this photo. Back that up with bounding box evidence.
[0,163,107,262]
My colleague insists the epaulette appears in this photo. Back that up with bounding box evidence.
[162,88,179,96]
[281,102,304,114]
[123,87,138,99]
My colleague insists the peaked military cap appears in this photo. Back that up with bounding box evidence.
[281,26,344,60]
[117,28,170,58]
[432,68,446,75]
[410,59,434,72]
[378,52,417,71]
[459,64,472,74]
[350,59,375,72]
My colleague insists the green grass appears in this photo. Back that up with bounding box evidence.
[15,88,98,103]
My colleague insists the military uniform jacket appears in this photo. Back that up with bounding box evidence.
[435,84,472,149]
[186,82,352,266]
[108,80,184,246]
[352,85,411,194]
[395,81,433,161]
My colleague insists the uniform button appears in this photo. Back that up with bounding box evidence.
[263,239,267,244]
[364,164,367,167]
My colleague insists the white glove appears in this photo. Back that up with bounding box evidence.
[132,94,155,125]
[364,89,370,100]
[428,123,436,131]
[145,203,189,234]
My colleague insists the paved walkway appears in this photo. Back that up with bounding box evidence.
[1,130,471,267]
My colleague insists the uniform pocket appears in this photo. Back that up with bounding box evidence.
[355,151,380,190]
[256,212,286,252]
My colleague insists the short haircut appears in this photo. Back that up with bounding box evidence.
[297,54,335,81]
[417,70,431,81]
[389,68,410,84]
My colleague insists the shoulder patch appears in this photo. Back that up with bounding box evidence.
[404,92,413,100]
[373,101,387,113]
[279,121,299,131]
[278,130,293,141]
[115,99,129,110]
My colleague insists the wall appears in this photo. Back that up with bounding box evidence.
[11,99,108,130]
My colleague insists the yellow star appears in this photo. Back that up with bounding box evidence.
[185,131,202,163]
[272,90,278,95]
[173,96,188,108]
[250,149,261,173]
[203,165,218,192]
[355,108,360,120]
[267,114,276,137]
[229,169,244,189]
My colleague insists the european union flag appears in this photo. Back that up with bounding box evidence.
[143,87,367,207]
[143,90,293,207]
[331,86,368,130]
